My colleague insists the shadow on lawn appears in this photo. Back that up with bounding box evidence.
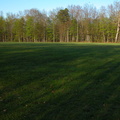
[0,43,120,120]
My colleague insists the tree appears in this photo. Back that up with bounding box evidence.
[115,14,120,42]
[49,9,58,42]
[0,12,6,42]
[6,13,16,42]
[69,5,83,42]
[57,8,70,42]
[13,17,25,42]
[114,1,120,42]
[83,4,98,42]
[25,16,34,42]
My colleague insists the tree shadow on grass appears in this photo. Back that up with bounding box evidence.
[25,60,120,120]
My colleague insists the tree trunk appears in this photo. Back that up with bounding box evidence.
[53,24,55,42]
[19,37,20,42]
[4,34,6,42]
[66,29,69,42]
[60,33,62,42]
[10,33,13,42]
[86,34,90,42]
[76,21,79,42]
[34,36,36,42]
[103,32,106,43]
[115,18,120,42]
[71,35,75,42]
[2,35,4,42]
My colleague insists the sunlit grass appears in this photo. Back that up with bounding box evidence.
[0,42,120,120]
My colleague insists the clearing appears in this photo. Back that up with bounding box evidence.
[0,43,120,120]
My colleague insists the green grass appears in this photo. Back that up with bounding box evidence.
[0,42,120,120]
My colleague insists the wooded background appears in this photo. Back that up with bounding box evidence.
[0,1,120,42]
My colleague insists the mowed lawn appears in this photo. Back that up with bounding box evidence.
[0,43,120,120]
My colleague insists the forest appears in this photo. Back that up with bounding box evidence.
[0,1,120,43]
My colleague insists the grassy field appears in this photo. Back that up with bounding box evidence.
[0,42,120,120]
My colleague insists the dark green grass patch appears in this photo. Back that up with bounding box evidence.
[0,42,120,120]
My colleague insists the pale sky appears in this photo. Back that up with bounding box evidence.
[0,0,117,15]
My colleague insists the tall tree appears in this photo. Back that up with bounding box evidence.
[57,8,70,42]
[6,13,16,42]
[0,12,6,42]
[49,9,58,42]
[69,5,83,42]
[13,17,25,42]
[114,1,120,42]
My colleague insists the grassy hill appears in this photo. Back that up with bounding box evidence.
[0,43,120,120]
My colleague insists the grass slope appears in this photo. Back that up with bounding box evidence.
[0,43,120,120]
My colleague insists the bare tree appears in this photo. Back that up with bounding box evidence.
[114,1,120,42]
[49,10,58,42]
[69,5,83,42]
[115,12,120,42]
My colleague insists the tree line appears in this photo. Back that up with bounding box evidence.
[0,1,120,42]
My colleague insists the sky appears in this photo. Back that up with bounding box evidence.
[0,0,117,16]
